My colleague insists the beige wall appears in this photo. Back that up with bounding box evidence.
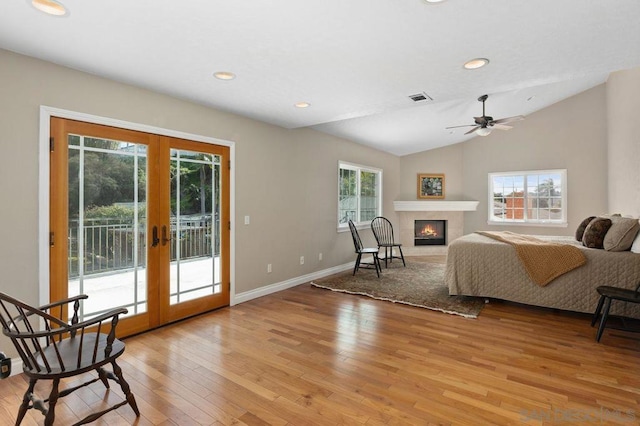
[607,67,640,217]
[0,49,400,355]
[398,143,464,200]
[400,85,609,236]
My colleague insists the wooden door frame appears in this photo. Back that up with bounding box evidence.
[38,106,236,309]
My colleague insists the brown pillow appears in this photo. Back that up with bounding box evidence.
[575,216,596,241]
[604,217,640,251]
[582,218,612,249]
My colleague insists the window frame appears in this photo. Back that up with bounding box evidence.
[337,161,383,231]
[488,169,567,227]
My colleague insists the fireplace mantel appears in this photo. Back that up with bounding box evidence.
[393,200,479,212]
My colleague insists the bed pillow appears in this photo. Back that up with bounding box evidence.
[604,217,640,251]
[582,217,612,249]
[575,216,596,241]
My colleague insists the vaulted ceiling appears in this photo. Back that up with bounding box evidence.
[1,0,639,155]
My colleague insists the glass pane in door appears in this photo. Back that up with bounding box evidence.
[67,135,148,320]
[169,149,221,304]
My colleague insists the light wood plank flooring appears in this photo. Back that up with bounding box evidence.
[2,257,640,425]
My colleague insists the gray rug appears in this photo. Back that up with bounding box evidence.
[310,261,484,318]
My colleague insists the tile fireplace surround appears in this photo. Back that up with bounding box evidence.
[393,201,479,255]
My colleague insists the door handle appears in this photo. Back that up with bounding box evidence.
[152,226,160,247]
[162,225,171,246]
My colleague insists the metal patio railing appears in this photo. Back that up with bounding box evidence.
[68,215,219,278]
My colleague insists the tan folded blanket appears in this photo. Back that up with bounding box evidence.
[476,231,586,286]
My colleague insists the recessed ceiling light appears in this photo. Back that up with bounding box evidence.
[213,71,236,80]
[422,0,446,3]
[464,58,490,70]
[294,102,310,108]
[31,0,67,16]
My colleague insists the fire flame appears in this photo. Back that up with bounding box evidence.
[418,225,439,237]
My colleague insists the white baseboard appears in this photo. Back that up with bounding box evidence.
[11,358,21,377]
[233,262,352,305]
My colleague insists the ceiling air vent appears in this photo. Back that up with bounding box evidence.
[408,92,433,102]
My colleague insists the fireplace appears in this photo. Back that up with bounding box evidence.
[414,220,447,246]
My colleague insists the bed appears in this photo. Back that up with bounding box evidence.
[445,233,640,319]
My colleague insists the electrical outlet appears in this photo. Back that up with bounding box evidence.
[300,256,304,265]
[319,252,323,261]
[267,263,272,273]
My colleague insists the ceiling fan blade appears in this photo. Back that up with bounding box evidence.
[445,124,477,129]
[464,126,480,135]
[491,123,513,130]
[493,115,524,125]
[445,124,476,129]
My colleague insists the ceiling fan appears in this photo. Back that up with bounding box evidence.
[446,94,524,136]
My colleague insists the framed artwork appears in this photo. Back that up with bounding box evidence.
[418,173,445,199]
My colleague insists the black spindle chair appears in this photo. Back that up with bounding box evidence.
[371,216,405,268]
[0,292,140,425]
[348,220,381,277]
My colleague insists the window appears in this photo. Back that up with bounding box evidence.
[338,161,382,229]
[488,169,567,226]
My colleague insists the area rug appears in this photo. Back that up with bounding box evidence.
[310,261,484,318]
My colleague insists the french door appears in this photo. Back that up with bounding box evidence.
[50,117,230,336]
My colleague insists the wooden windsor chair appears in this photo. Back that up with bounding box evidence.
[0,292,140,425]
[371,216,405,268]
[348,219,381,277]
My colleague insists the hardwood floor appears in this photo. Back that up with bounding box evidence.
[2,257,640,425]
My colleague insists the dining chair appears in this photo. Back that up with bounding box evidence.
[0,292,140,425]
[371,216,405,268]
[348,220,381,277]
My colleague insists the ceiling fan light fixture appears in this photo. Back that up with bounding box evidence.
[476,127,492,136]
[464,58,489,70]
[31,0,67,16]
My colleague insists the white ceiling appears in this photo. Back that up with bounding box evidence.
[1,0,639,156]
